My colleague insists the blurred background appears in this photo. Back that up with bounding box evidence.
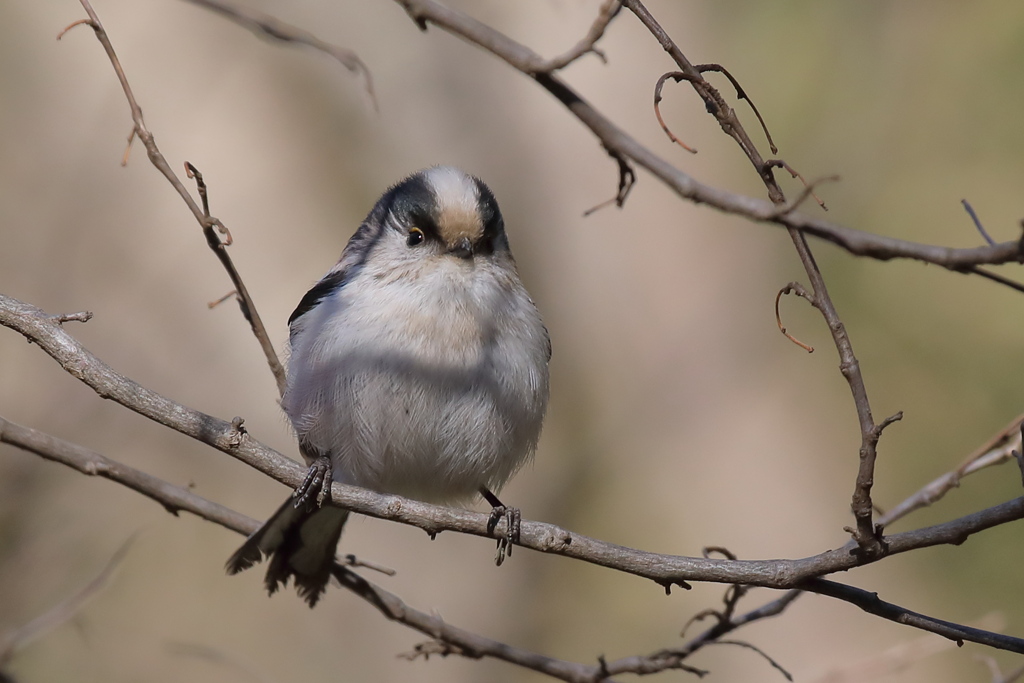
[2,1,1024,681]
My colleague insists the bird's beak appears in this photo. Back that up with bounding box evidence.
[448,236,474,259]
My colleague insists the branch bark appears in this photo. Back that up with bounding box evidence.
[60,0,287,395]
[4,293,1024,605]
[18,0,1024,675]
[394,0,1023,274]
[0,415,611,683]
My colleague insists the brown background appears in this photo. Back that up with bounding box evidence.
[2,1,1024,681]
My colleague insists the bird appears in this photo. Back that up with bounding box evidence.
[227,166,551,606]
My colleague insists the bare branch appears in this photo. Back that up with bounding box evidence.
[184,162,287,395]
[619,0,894,556]
[180,0,376,109]
[602,591,801,678]
[4,293,1024,599]
[61,0,287,396]
[987,660,1024,683]
[801,579,1024,654]
[763,159,830,212]
[879,414,1024,529]
[398,640,474,661]
[807,613,1005,683]
[695,63,778,154]
[778,217,890,554]
[582,147,636,216]
[25,4,1024,668]
[207,291,238,309]
[622,0,783,200]
[0,536,133,668]
[394,0,1024,274]
[531,0,622,73]
[767,175,840,219]
[0,417,612,683]
[963,198,996,246]
[709,640,791,681]
[48,311,94,325]
[964,266,1024,296]
[654,72,699,153]
[775,283,816,353]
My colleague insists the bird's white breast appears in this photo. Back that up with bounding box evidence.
[282,257,549,503]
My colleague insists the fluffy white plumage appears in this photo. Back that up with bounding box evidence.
[228,167,550,605]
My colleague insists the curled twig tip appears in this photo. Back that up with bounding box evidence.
[57,18,95,41]
[207,291,238,309]
[765,160,831,213]
[775,284,816,353]
[654,72,699,154]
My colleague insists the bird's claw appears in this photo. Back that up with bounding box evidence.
[293,456,332,511]
[487,504,521,566]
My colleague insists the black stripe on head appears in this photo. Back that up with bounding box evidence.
[287,171,440,329]
[384,172,438,238]
[473,176,507,255]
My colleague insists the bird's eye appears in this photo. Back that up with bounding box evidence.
[407,227,425,247]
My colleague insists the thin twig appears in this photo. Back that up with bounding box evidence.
[709,640,792,681]
[397,639,471,661]
[790,206,895,557]
[5,301,1024,664]
[654,72,699,153]
[625,0,894,556]
[975,655,1024,683]
[622,1,782,199]
[775,283,815,353]
[531,0,621,73]
[28,3,1024,667]
[801,578,1024,653]
[184,162,287,395]
[767,174,840,219]
[180,0,377,110]
[48,311,94,325]
[582,148,636,216]
[765,159,828,211]
[963,199,996,246]
[602,591,802,678]
[617,8,894,533]
[395,0,1024,283]
[626,0,892,557]
[342,553,397,577]
[878,413,1024,529]
[965,265,1024,295]
[61,0,287,396]
[0,536,133,668]
[696,63,778,154]
[0,416,611,683]
[208,291,238,309]
[4,294,1024,628]
[807,613,1005,683]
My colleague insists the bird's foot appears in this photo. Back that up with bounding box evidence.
[293,456,332,510]
[480,486,521,566]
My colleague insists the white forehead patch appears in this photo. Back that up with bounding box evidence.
[424,166,483,245]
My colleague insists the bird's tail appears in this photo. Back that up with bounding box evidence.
[227,498,349,608]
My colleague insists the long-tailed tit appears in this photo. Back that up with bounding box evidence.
[227,167,550,606]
